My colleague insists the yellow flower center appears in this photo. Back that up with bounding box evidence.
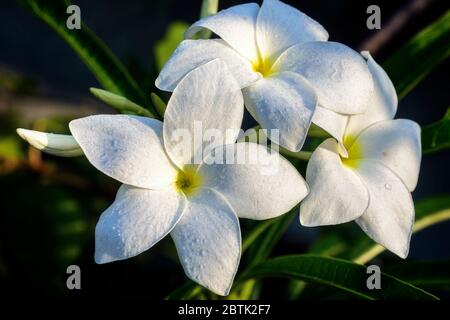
[252,56,276,78]
[175,166,203,197]
[341,135,363,169]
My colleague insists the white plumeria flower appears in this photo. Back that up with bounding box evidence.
[17,60,308,295]
[300,52,421,258]
[156,0,374,152]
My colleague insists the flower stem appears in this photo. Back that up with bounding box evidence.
[279,147,312,161]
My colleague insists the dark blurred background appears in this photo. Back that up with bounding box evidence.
[0,0,448,298]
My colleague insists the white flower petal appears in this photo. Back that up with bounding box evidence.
[164,59,244,167]
[171,188,241,296]
[155,39,260,92]
[311,106,348,143]
[69,115,177,189]
[95,185,185,264]
[345,51,398,138]
[185,3,260,62]
[16,128,83,157]
[355,160,415,259]
[349,119,421,191]
[256,0,328,61]
[275,41,374,114]
[199,142,308,220]
[243,71,317,152]
[300,139,369,226]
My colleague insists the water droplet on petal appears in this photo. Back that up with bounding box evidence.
[384,183,392,190]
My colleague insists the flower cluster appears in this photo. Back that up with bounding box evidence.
[17,0,421,295]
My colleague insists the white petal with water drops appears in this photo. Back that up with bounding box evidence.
[348,119,421,191]
[243,71,317,152]
[274,41,374,114]
[300,139,369,226]
[163,60,244,167]
[199,142,308,220]
[69,115,178,189]
[355,160,415,258]
[95,185,185,264]
[170,188,241,296]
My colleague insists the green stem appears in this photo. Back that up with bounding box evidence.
[279,147,312,160]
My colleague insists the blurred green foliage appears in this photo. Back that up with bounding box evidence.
[154,21,189,71]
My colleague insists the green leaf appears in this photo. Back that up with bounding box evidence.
[150,92,168,118]
[17,0,148,107]
[422,108,450,155]
[385,260,450,291]
[90,88,155,118]
[383,10,450,99]
[154,21,189,71]
[242,255,438,300]
[241,219,280,252]
[247,210,296,266]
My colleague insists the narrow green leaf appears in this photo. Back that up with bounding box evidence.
[17,0,149,107]
[154,22,189,71]
[241,219,280,253]
[385,260,450,291]
[242,255,438,300]
[247,209,296,266]
[150,92,168,118]
[422,108,450,155]
[90,88,155,118]
[383,10,450,99]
